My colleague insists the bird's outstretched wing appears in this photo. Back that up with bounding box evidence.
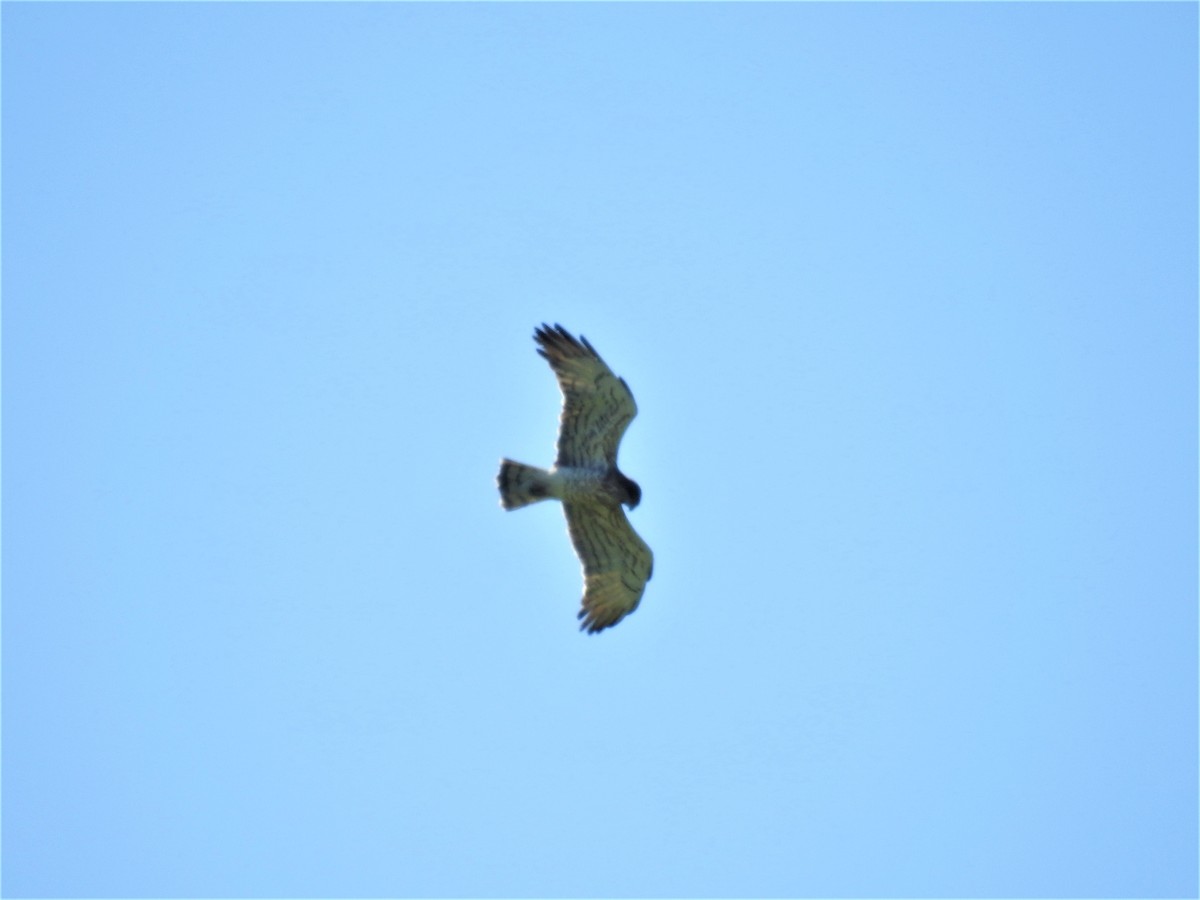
[534,324,637,468]
[562,499,654,634]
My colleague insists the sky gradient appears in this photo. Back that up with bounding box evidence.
[3,3,1197,897]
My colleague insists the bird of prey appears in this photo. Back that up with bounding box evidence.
[497,324,653,634]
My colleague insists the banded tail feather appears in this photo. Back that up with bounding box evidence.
[497,459,555,510]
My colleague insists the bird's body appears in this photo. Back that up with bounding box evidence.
[497,324,653,634]
[498,462,632,510]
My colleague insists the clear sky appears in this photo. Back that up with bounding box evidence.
[3,3,1196,898]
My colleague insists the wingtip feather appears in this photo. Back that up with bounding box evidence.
[531,323,605,365]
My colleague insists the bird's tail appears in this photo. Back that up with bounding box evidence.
[497,459,554,510]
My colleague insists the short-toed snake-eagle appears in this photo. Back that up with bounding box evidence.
[497,324,653,634]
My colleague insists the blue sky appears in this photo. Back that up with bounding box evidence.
[3,3,1196,898]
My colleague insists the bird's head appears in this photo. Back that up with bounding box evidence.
[617,473,642,510]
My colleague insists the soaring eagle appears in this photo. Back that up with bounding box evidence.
[497,324,653,633]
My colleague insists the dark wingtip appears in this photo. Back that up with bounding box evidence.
[534,322,568,347]
[534,323,588,357]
